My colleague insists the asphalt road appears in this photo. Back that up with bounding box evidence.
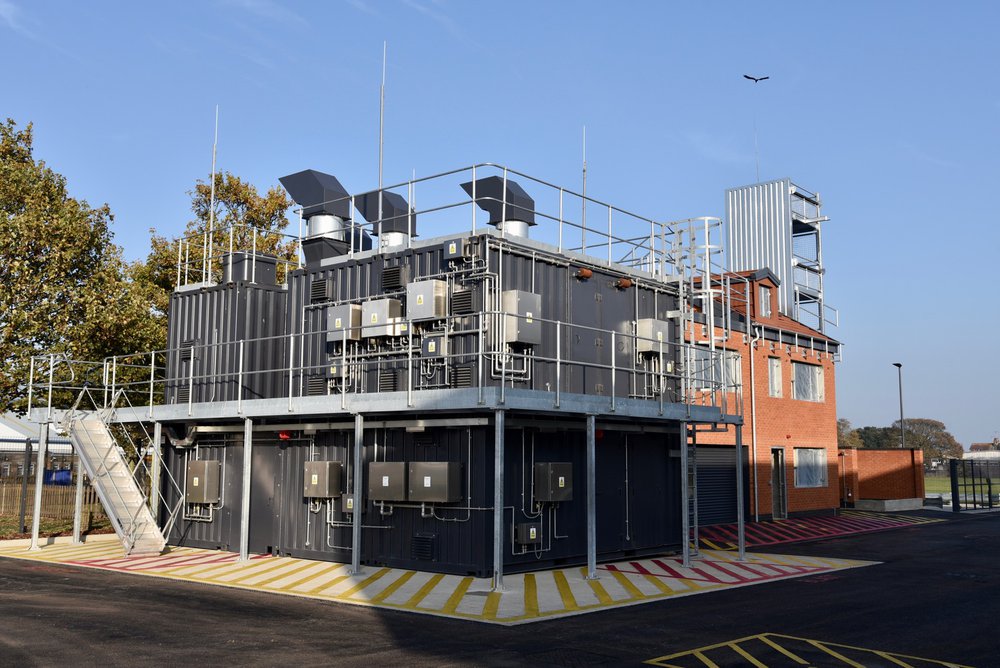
[1,511,996,667]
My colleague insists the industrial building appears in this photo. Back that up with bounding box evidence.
[25,165,838,586]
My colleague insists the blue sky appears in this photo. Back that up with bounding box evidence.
[3,1,998,447]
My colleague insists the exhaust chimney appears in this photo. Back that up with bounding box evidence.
[279,169,372,263]
[356,190,417,250]
[460,176,536,238]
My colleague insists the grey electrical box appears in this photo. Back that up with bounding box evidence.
[515,522,542,545]
[186,460,221,504]
[406,280,448,321]
[303,461,342,498]
[421,335,448,358]
[368,461,407,502]
[221,251,277,286]
[326,304,362,342]
[636,318,671,353]
[533,462,573,503]
[443,238,471,261]
[408,461,462,503]
[336,493,365,515]
[501,290,542,345]
[362,298,403,338]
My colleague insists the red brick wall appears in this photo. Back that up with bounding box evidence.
[840,448,924,500]
[693,324,840,517]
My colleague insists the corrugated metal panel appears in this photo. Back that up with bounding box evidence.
[726,179,793,313]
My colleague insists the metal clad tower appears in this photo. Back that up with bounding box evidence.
[725,179,834,332]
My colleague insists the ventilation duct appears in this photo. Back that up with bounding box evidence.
[356,190,417,250]
[279,169,373,262]
[460,176,536,238]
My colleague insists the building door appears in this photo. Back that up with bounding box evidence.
[771,448,787,519]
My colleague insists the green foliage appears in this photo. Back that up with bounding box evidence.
[837,418,862,448]
[840,417,964,462]
[0,118,161,413]
[854,426,895,449]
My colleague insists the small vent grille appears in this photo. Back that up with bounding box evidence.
[378,369,398,392]
[411,533,436,561]
[451,289,474,315]
[451,366,473,388]
[382,265,407,291]
[306,376,328,396]
[311,278,331,304]
[180,339,197,361]
[175,386,190,404]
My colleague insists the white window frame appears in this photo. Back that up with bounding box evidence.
[792,362,824,402]
[759,285,772,318]
[767,357,782,397]
[794,447,828,488]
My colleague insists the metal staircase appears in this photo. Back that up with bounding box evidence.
[65,412,166,556]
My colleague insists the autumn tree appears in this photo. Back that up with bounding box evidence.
[837,418,863,448]
[854,426,895,449]
[0,119,161,413]
[893,418,963,461]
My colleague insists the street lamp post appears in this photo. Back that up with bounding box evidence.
[892,363,905,448]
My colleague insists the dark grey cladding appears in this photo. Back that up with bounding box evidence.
[460,176,536,227]
[279,169,352,219]
[356,190,417,236]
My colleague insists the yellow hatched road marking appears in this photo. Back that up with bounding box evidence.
[692,650,719,668]
[874,651,915,667]
[338,567,391,598]
[368,570,416,604]
[757,635,808,664]
[306,573,351,595]
[729,642,768,668]
[159,558,242,578]
[610,570,645,599]
[254,560,321,588]
[641,572,675,594]
[441,577,473,614]
[806,638,868,667]
[402,573,444,609]
[221,558,295,583]
[582,570,613,605]
[272,563,343,592]
[524,574,539,616]
[552,571,578,610]
[481,591,501,619]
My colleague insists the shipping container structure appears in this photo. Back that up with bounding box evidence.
[29,164,748,584]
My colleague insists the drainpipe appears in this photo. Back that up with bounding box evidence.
[749,324,762,522]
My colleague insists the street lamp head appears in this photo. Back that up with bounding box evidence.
[892,362,902,368]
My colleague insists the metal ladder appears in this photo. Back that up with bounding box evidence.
[65,412,166,556]
[687,425,699,557]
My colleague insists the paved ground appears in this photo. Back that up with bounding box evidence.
[1,511,996,666]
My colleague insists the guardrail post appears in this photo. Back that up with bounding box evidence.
[949,459,961,513]
[351,413,364,575]
[239,417,253,561]
[492,409,505,591]
[586,414,598,580]
[72,452,85,544]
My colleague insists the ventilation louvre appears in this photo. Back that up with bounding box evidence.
[311,278,332,304]
[451,366,473,388]
[306,376,328,396]
[382,265,407,291]
[451,289,474,315]
[180,339,198,361]
[411,533,436,561]
[175,386,190,404]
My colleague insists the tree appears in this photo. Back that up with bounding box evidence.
[0,119,159,413]
[837,418,863,448]
[893,418,963,461]
[854,426,895,449]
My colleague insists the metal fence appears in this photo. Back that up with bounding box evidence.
[949,459,1000,512]
[0,480,106,520]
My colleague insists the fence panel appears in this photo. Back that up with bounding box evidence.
[0,480,106,520]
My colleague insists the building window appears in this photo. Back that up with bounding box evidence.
[792,362,824,402]
[1,463,9,477]
[767,357,782,397]
[794,448,828,488]
[759,285,772,318]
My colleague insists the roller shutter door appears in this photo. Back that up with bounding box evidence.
[695,446,749,526]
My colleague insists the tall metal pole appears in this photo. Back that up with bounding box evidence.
[207,105,219,283]
[150,422,162,520]
[893,362,905,448]
[377,41,386,245]
[18,437,30,533]
[351,413,364,575]
[72,453,84,544]
[28,424,48,551]
[680,422,690,567]
[735,426,746,561]
[743,75,769,182]
[239,418,253,561]
[586,414,598,580]
[492,409,505,591]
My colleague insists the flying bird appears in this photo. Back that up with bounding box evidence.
[743,75,770,83]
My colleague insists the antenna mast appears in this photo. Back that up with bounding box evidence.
[581,126,587,251]
[207,105,219,282]
[378,41,386,244]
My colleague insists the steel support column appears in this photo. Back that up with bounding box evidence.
[351,412,364,575]
[586,414,598,580]
[680,422,690,567]
[492,409,505,591]
[238,418,253,561]
[736,426,746,561]
[28,424,48,551]
[72,453,84,544]
[150,422,162,520]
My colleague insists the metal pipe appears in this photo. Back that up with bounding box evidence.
[585,414,598,579]
[151,421,162,521]
[207,105,218,282]
[72,453,84,544]
[287,336,295,411]
[237,340,244,414]
[28,422,48,551]
[492,409,505,591]
[680,421,690,567]
[18,438,30,533]
[610,331,616,412]
[239,417,252,561]
[736,426,746,561]
[893,362,905,448]
[46,354,54,423]
[27,357,34,416]
[555,321,561,409]
[351,412,364,574]
[749,326,762,522]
